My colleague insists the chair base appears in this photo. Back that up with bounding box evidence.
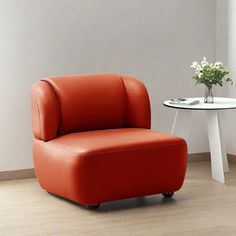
[84,204,100,209]
[85,193,175,209]
[162,192,174,198]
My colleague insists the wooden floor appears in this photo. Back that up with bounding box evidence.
[1,161,236,235]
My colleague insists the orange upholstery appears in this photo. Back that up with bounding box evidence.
[31,74,187,206]
[32,74,151,141]
[31,81,60,141]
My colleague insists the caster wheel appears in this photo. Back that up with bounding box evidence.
[162,192,174,198]
[85,204,100,209]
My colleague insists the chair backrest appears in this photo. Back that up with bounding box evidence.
[31,74,151,141]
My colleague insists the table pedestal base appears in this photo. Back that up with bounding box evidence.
[207,111,229,183]
[171,109,229,183]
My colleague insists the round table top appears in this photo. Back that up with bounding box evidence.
[163,97,236,110]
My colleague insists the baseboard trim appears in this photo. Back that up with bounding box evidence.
[227,154,236,163]
[0,169,35,182]
[188,152,210,162]
[188,152,236,163]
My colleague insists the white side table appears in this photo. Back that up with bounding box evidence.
[163,97,236,183]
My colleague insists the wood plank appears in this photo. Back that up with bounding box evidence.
[0,160,236,234]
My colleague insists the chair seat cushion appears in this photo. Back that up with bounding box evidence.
[33,128,187,205]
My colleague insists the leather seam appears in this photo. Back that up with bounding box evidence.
[44,141,82,155]
[32,89,42,139]
[47,142,88,203]
[119,75,127,128]
[82,142,186,156]
[48,141,186,156]
[81,153,87,203]
[41,79,62,136]
[41,141,88,203]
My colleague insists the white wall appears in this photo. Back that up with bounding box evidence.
[216,0,228,64]
[214,0,230,155]
[214,0,236,157]
[226,0,236,155]
[0,0,217,171]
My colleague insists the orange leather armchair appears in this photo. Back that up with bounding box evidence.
[31,74,187,209]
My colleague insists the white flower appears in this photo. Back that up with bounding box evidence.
[195,64,202,73]
[198,72,203,78]
[191,61,198,69]
[214,62,223,68]
[201,57,208,67]
[191,57,230,87]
